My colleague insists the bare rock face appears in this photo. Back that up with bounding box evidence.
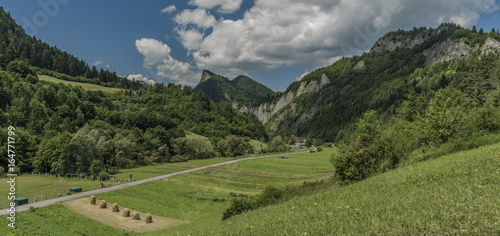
[354,60,365,69]
[423,39,471,66]
[200,70,212,84]
[240,74,330,126]
[371,35,425,53]
[481,38,500,56]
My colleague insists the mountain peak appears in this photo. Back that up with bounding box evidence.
[200,69,215,84]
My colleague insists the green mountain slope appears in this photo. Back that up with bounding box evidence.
[186,142,500,235]
[0,7,144,89]
[255,23,500,142]
[194,70,279,107]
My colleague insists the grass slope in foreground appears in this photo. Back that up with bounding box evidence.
[186,143,500,235]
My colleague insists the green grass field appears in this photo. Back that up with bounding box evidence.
[0,149,334,235]
[185,143,500,235]
[2,145,497,235]
[38,75,122,92]
[0,158,236,207]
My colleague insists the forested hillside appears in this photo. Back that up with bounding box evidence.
[0,8,271,176]
[0,69,269,174]
[263,23,500,143]
[0,7,145,89]
[194,70,279,108]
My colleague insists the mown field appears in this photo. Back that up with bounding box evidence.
[37,75,122,92]
[0,148,333,235]
[0,157,236,207]
[186,143,500,235]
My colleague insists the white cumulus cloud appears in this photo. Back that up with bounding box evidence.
[126,74,156,85]
[135,38,200,86]
[161,5,177,14]
[296,71,310,81]
[174,9,217,29]
[173,0,497,78]
[188,0,243,14]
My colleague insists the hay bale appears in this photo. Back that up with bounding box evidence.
[122,208,130,217]
[111,203,119,212]
[99,200,107,209]
[89,195,96,205]
[145,213,152,223]
[131,211,140,220]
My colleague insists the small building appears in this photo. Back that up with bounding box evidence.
[14,197,29,206]
[69,186,82,193]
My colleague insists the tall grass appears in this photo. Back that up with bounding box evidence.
[185,142,500,235]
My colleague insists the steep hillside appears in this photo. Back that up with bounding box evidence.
[0,9,268,175]
[0,7,143,89]
[186,142,500,235]
[194,70,279,108]
[245,23,500,142]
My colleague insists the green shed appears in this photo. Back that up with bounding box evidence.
[69,187,82,193]
[14,197,29,206]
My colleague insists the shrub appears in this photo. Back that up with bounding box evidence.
[222,198,254,220]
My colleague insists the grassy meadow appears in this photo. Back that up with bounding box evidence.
[1,145,498,235]
[186,143,500,235]
[0,158,237,207]
[38,75,122,92]
[0,148,334,235]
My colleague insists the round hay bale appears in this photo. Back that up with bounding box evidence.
[111,203,119,212]
[122,208,130,217]
[145,213,152,223]
[89,195,96,205]
[99,200,107,209]
[131,211,140,220]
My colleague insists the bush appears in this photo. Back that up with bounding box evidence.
[222,198,255,220]
[222,182,325,220]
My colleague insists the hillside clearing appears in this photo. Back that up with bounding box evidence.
[38,75,123,92]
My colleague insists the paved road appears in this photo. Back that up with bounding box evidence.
[0,152,306,215]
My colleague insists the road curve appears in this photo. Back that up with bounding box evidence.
[0,152,306,215]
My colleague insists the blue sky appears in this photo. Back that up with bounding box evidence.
[1,0,499,91]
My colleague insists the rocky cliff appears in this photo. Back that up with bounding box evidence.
[239,73,330,124]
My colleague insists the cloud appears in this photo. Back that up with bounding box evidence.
[176,29,204,51]
[188,0,243,14]
[296,71,310,81]
[135,38,171,68]
[126,74,156,85]
[172,0,497,78]
[92,60,103,66]
[135,38,200,86]
[161,5,177,14]
[174,9,217,29]
[106,65,110,68]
